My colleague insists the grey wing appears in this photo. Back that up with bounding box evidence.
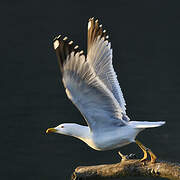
[53,36,126,131]
[87,18,130,121]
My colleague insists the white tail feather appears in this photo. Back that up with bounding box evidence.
[130,121,165,128]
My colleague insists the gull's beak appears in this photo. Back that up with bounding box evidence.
[46,128,57,134]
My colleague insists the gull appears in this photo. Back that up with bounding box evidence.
[46,18,165,162]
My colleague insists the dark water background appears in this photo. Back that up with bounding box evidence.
[1,0,180,179]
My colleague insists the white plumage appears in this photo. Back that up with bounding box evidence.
[46,18,165,162]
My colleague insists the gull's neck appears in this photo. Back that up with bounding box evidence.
[64,123,91,140]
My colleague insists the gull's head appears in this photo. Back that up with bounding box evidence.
[46,123,91,147]
[46,123,81,136]
[46,123,70,135]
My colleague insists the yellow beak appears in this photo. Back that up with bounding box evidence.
[46,128,57,134]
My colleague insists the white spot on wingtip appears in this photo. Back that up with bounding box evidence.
[88,21,91,30]
[57,35,61,39]
[68,41,73,45]
[79,50,83,54]
[74,45,79,49]
[53,40,59,49]
[63,36,68,41]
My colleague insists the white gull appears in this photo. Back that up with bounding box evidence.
[46,18,165,162]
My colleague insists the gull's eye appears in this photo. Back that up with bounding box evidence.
[61,125,64,128]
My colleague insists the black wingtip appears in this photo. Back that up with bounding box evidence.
[53,35,84,73]
[53,34,61,42]
[87,17,109,52]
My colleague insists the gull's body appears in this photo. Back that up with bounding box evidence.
[47,18,165,161]
[57,123,138,151]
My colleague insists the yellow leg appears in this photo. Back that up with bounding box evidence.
[147,148,157,163]
[135,140,148,162]
[135,140,157,163]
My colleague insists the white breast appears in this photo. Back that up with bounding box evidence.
[86,125,139,151]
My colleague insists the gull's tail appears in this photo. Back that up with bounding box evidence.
[130,121,165,129]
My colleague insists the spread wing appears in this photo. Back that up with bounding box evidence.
[53,35,126,132]
[87,18,129,121]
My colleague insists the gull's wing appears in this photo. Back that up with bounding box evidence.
[87,18,129,121]
[53,36,126,131]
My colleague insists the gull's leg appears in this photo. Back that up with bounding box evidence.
[135,140,157,163]
[147,148,157,163]
[118,151,128,162]
[135,140,148,162]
